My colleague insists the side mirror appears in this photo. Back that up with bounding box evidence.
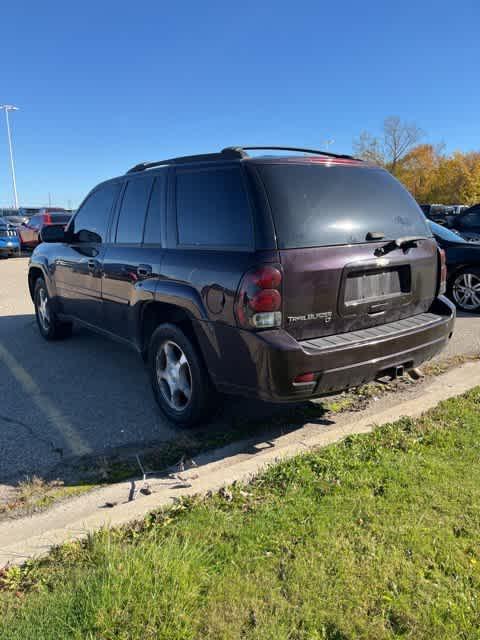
[40,224,67,243]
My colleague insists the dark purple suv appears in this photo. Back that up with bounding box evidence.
[29,146,455,426]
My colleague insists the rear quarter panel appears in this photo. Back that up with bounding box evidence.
[159,248,280,325]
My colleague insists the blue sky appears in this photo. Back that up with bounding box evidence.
[0,0,478,208]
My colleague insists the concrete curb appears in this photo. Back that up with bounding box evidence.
[1,360,480,567]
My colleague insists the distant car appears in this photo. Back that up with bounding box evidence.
[430,221,480,312]
[17,207,42,219]
[18,212,72,250]
[38,207,73,216]
[420,204,448,223]
[444,204,480,241]
[4,215,27,226]
[0,219,20,257]
[0,208,19,218]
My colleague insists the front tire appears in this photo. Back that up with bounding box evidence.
[149,323,215,427]
[34,277,72,340]
[448,268,480,313]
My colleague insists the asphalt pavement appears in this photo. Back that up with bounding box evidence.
[0,257,179,484]
[1,257,479,484]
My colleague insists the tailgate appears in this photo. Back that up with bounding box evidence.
[280,240,438,341]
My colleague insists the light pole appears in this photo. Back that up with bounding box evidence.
[323,138,335,150]
[0,104,19,209]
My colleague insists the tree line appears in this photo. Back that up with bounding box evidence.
[353,117,480,205]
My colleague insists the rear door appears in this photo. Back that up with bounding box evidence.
[101,171,166,341]
[253,161,438,341]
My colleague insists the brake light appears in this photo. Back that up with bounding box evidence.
[251,265,282,289]
[438,248,447,295]
[235,265,283,329]
[249,289,281,313]
[44,214,52,224]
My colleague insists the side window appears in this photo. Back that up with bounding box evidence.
[29,216,41,228]
[176,167,253,248]
[72,183,120,243]
[143,172,166,244]
[115,177,153,244]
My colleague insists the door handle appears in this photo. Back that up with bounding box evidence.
[88,259,100,273]
[137,264,152,277]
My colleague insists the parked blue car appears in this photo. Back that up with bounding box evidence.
[0,219,20,257]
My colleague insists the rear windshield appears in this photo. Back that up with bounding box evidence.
[48,214,71,223]
[256,163,431,249]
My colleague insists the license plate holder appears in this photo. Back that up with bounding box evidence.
[340,261,412,318]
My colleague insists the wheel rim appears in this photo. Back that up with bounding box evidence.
[37,287,51,331]
[452,272,480,310]
[156,340,193,411]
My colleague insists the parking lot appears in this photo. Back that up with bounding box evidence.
[1,257,479,486]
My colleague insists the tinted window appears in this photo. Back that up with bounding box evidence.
[116,177,153,244]
[176,167,252,248]
[72,182,120,243]
[29,216,42,228]
[143,172,166,244]
[257,164,432,249]
[48,214,71,224]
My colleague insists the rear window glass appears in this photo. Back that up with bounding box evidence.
[49,214,71,223]
[256,164,431,249]
[176,167,252,248]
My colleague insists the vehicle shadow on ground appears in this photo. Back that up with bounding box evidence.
[0,314,333,491]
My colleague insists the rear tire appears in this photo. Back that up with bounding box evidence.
[448,268,480,313]
[34,277,72,340]
[149,323,215,427]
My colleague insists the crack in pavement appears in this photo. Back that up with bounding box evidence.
[0,412,64,464]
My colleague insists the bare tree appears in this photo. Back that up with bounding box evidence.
[353,131,385,165]
[353,116,423,174]
[383,116,423,172]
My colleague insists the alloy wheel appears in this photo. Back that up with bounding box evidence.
[156,340,193,411]
[37,287,51,331]
[452,272,480,311]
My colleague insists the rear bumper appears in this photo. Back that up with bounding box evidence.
[203,296,456,402]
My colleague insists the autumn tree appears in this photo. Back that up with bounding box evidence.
[395,144,442,202]
[353,118,480,205]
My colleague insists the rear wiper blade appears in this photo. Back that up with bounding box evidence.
[374,236,429,257]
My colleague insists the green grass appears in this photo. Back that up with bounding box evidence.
[2,390,480,639]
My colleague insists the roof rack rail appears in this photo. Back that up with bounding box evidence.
[126,148,243,174]
[222,146,359,161]
[126,145,360,174]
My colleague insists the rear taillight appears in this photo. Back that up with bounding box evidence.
[438,248,447,295]
[235,265,283,329]
[44,214,52,224]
